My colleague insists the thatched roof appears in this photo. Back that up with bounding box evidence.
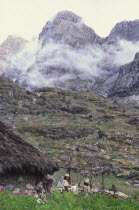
[0,121,59,176]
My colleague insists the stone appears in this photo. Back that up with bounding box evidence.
[134,184,139,187]
[92,187,99,192]
[26,184,34,190]
[117,170,130,178]
[5,184,14,191]
[22,117,28,122]
[125,182,130,186]
[34,194,39,198]
[98,130,107,138]
[12,188,20,194]
[133,180,139,184]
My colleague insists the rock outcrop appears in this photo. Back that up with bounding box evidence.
[109,52,139,97]
[107,20,139,44]
[39,11,103,48]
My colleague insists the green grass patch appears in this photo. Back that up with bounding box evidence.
[0,190,139,210]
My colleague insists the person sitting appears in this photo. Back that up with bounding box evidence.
[62,174,71,192]
[82,179,90,193]
[42,175,54,194]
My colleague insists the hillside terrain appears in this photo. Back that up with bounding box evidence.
[0,11,139,180]
[0,76,139,179]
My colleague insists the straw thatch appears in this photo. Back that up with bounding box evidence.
[0,121,59,176]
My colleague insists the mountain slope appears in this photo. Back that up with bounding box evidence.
[0,77,139,178]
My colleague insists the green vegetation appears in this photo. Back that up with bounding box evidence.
[1,78,139,176]
[0,190,139,210]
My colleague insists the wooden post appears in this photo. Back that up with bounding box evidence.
[101,171,105,191]
[90,168,93,189]
[76,167,79,185]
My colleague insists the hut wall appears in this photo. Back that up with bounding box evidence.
[0,174,37,192]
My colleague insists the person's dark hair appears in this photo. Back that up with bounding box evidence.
[64,176,68,180]
[84,182,89,186]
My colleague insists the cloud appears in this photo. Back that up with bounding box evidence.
[36,40,105,76]
[2,38,139,90]
[10,38,38,73]
[112,40,139,65]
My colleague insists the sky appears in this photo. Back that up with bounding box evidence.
[0,0,139,42]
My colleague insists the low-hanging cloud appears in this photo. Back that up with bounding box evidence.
[2,38,139,90]
[111,39,139,66]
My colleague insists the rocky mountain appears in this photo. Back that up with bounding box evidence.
[17,11,106,90]
[106,20,139,44]
[1,11,139,105]
[39,11,104,48]
[0,76,139,178]
[109,52,139,97]
[19,13,139,99]
[16,11,115,90]
[0,35,28,75]
[0,35,28,56]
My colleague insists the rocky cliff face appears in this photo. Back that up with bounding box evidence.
[109,52,139,97]
[107,20,139,44]
[39,11,104,48]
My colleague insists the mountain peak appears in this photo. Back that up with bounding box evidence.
[54,10,82,23]
[107,19,139,44]
[0,35,28,56]
[39,11,103,48]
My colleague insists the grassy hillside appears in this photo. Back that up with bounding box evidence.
[0,76,139,178]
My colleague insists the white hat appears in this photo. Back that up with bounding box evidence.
[84,179,90,184]
[65,173,70,177]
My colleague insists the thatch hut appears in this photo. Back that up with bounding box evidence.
[0,121,59,192]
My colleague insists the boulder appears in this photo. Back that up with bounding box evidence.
[26,184,34,190]
[12,188,20,194]
[117,170,130,178]
[125,181,131,186]
[134,184,139,187]
[5,184,14,191]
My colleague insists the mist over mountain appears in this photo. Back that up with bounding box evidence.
[0,35,28,76]
[1,11,139,103]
